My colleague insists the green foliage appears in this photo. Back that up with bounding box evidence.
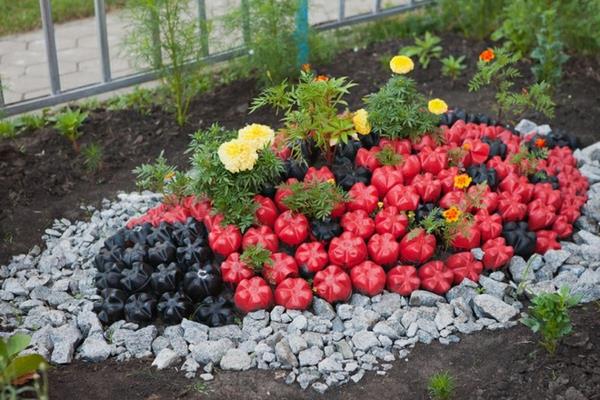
[427,371,456,400]
[493,0,600,56]
[251,71,356,157]
[364,75,438,140]
[240,244,272,272]
[441,55,466,81]
[188,124,283,230]
[419,206,474,248]
[0,119,17,139]
[124,0,207,126]
[436,0,505,40]
[400,32,442,69]
[530,11,569,86]
[224,0,329,87]
[53,108,88,153]
[0,333,49,399]
[521,287,581,354]
[16,114,46,132]
[376,145,404,166]
[353,12,440,46]
[106,87,157,115]
[282,180,348,221]
[468,47,555,122]
[133,150,177,193]
[82,143,103,173]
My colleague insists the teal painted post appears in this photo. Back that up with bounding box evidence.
[295,0,309,67]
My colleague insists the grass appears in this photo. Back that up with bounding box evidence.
[0,0,126,36]
[427,371,456,400]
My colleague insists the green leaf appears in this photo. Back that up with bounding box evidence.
[6,334,30,359]
[2,354,47,384]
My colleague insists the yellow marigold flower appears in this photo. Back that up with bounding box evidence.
[238,123,275,150]
[428,98,448,115]
[389,55,414,74]
[462,142,472,151]
[353,108,371,135]
[218,138,258,173]
[454,174,472,189]
[163,171,176,181]
[377,201,384,209]
[327,178,336,185]
[443,206,462,223]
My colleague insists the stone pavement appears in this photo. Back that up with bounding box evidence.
[0,0,408,106]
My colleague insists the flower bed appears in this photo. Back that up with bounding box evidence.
[92,58,587,327]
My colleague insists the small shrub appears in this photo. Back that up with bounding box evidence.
[436,0,505,40]
[521,287,581,354]
[53,108,88,152]
[400,31,442,69]
[468,47,555,122]
[124,0,207,126]
[82,143,103,173]
[0,333,49,399]
[441,55,466,81]
[427,371,455,400]
[282,180,348,221]
[365,75,438,140]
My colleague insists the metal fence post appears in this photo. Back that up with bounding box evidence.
[94,0,112,83]
[197,0,209,57]
[0,76,5,107]
[338,0,345,21]
[372,0,382,13]
[240,0,251,47]
[295,0,309,67]
[39,0,61,95]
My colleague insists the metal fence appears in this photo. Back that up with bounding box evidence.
[0,0,432,117]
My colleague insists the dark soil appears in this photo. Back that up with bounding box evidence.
[2,32,600,264]
[48,303,600,400]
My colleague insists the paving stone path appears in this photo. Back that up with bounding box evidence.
[0,0,408,106]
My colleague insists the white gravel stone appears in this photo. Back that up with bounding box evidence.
[152,348,180,370]
[472,294,519,323]
[220,349,252,371]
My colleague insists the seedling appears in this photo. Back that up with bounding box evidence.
[240,244,273,273]
[401,32,443,69]
[0,333,49,399]
[521,287,581,354]
[282,179,348,221]
[53,108,88,153]
[82,143,103,173]
[427,371,455,400]
[441,55,466,81]
[17,113,46,131]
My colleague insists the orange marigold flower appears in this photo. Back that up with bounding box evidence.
[327,178,336,185]
[454,174,472,189]
[315,75,329,82]
[443,206,462,223]
[479,48,495,63]
[535,138,546,148]
[462,142,472,151]
[301,63,311,72]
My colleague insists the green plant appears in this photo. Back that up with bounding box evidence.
[436,0,505,40]
[0,333,49,400]
[188,124,283,230]
[53,108,88,152]
[251,70,356,159]
[468,47,555,122]
[240,244,272,272]
[0,119,17,139]
[124,0,208,126]
[16,114,46,131]
[400,32,442,69]
[376,145,404,166]
[427,371,455,400]
[521,287,581,354]
[530,10,569,86]
[364,75,438,140]
[133,150,177,193]
[107,86,157,115]
[441,55,466,81]
[223,0,329,87]
[82,143,103,173]
[282,180,348,221]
